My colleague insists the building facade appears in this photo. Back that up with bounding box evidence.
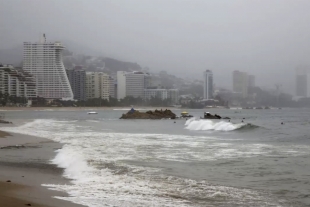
[144,89,179,105]
[117,71,127,100]
[109,77,116,99]
[85,72,110,100]
[23,35,73,100]
[66,67,86,101]
[203,70,213,100]
[233,70,248,98]
[0,65,37,98]
[125,72,145,98]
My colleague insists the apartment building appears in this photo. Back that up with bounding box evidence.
[66,67,86,101]
[0,64,37,98]
[85,72,110,100]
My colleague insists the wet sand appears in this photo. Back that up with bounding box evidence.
[0,130,85,207]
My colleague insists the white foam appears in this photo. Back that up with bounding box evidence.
[1,119,304,207]
[185,118,245,131]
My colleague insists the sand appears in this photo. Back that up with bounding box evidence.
[0,130,85,207]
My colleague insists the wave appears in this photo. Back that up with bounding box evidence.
[185,118,258,132]
[1,119,292,207]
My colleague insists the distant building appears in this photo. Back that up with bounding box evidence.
[0,65,37,98]
[144,88,179,105]
[167,89,179,105]
[144,74,162,89]
[117,71,127,100]
[144,89,168,100]
[295,66,310,97]
[126,72,145,98]
[203,70,213,100]
[233,70,248,98]
[23,34,73,99]
[109,76,116,99]
[85,72,109,100]
[248,75,255,88]
[66,67,86,101]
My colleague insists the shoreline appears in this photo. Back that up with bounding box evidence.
[0,130,85,207]
[0,106,183,111]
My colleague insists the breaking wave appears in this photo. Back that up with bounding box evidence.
[185,118,258,132]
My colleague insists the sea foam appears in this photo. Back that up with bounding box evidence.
[1,119,303,207]
[185,118,246,131]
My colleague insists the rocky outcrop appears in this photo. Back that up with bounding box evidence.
[202,112,230,120]
[120,109,176,119]
[0,119,12,124]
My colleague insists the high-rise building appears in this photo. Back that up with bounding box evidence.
[0,64,37,98]
[85,72,110,100]
[23,35,73,99]
[233,70,248,98]
[203,70,213,100]
[117,71,127,100]
[66,67,86,101]
[126,72,145,98]
[295,66,310,97]
[108,77,116,99]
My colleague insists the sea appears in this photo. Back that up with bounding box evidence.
[1,108,310,207]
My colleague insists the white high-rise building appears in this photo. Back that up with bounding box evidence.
[23,35,73,100]
[126,72,145,98]
[85,72,110,100]
[117,71,127,100]
[203,70,213,100]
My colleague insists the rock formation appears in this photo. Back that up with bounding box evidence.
[120,109,176,119]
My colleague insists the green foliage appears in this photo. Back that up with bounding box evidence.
[0,92,27,106]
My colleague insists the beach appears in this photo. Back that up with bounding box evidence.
[0,130,85,207]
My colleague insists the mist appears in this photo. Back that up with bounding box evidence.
[1,0,310,93]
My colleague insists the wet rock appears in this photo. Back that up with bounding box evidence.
[120,109,176,119]
[0,119,12,124]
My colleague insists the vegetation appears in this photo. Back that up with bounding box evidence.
[0,92,27,106]
[32,96,174,107]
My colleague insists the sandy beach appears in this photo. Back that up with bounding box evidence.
[0,130,85,207]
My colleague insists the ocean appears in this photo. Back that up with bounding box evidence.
[1,108,310,207]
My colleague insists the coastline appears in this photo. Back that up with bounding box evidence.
[0,106,182,111]
[0,130,86,207]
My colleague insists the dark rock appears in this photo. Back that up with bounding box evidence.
[25,204,32,206]
[120,109,176,119]
[6,180,11,182]
[0,119,12,124]
[202,112,230,120]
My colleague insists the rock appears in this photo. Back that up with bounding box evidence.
[120,109,176,119]
[6,180,11,182]
[0,119,12,124]
[25,204,32,206]
[202,112,230,120]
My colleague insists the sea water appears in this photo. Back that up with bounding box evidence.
[2,108,310,207]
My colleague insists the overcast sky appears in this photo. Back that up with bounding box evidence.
[1,0,310,93]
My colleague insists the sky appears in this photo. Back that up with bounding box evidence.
[1,0,310,93]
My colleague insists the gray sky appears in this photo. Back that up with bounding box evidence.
[1,0,310,93]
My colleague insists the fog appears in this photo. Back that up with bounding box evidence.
[1,0,310,93]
